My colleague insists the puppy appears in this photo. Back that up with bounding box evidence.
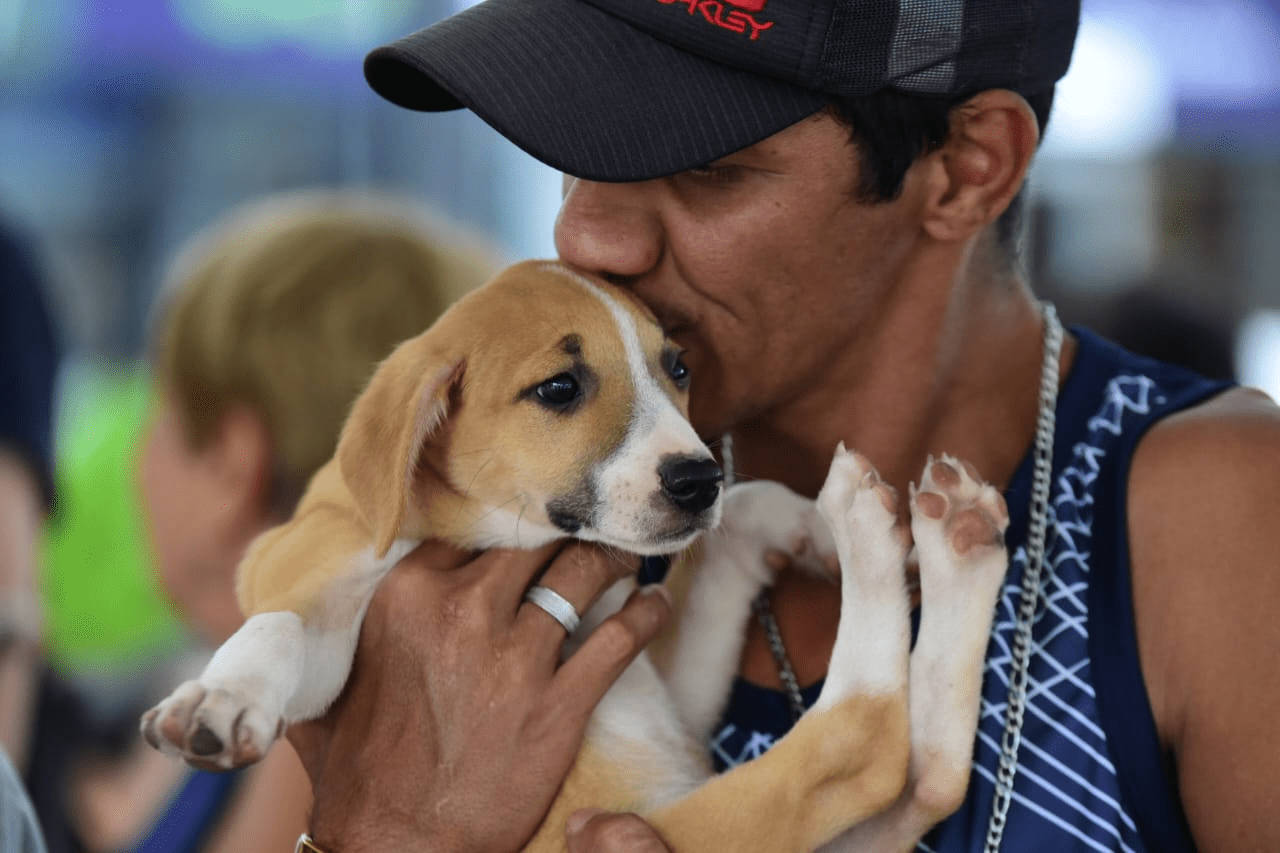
[142,260,1009,853]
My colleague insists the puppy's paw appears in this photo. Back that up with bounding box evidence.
[720,480,835,580]
[141,679,281,771]
[761,524,836,580]
[911,455,1009,577]
[817,443,909,578]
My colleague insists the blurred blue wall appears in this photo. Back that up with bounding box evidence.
[1,0,559,362]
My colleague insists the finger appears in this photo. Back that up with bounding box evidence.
[551,584,671,712]
[288,538,477,770]
[566,809,609,838]
[516,542,638,646]
[397,536,478,573]
[464,540,566,614]
[360,538,482,644]
[566,810,673,853]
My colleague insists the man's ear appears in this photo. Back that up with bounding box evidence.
[919,89,1039,243]
[337,342,464,558]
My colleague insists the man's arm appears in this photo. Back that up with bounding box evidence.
[1128,386,1280,850]
[288,539,671,853]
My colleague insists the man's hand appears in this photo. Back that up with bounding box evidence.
[566,810,674,853]
[288,538,671,853]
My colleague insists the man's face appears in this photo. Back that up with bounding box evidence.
[554,112,925,439]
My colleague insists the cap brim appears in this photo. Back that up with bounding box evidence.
[364,0,828,182]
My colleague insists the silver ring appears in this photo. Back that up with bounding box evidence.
[524,585,581,635]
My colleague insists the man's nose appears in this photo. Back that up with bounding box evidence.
[554,177,662,279]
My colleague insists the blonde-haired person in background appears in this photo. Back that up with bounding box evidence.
[63,190,500,853]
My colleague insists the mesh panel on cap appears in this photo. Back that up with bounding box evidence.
[956,0,1033,93]
[887,0,962,93]
[818,1,898,96]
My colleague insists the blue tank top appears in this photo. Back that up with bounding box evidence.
[710,328,1230,852]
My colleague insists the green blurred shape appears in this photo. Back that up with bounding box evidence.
[39,362,187,675]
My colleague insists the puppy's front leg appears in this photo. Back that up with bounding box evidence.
[141,505,413,770]
[141,611,308,769]
[901,457,1009,823]
[810,444,912,715]
[663,480,835,742]
[646,447,911,853]
[822,455,1008,853]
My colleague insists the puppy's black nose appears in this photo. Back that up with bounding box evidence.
[659,456,723,515]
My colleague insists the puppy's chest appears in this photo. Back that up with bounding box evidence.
[585,646,712,810]
[571,572,716,807]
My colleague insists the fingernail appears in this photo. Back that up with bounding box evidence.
[638,583,672,608]
[567,808,606,836]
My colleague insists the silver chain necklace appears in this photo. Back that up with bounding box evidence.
[985,302,1062,851]
[741,303,1063,851]
[751,592,808,723]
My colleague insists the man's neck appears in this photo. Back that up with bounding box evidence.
[730,256,1066,691]
[728,262,1055,507]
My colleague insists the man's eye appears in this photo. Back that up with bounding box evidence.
[535,373,581,407]
[684,164,742,184]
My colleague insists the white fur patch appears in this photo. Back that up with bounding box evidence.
[541,264,717,552]
[143,538,419,766]
[667,481,833,740]
[470,505,567,550]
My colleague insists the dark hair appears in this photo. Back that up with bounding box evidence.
[828,87,1055,256]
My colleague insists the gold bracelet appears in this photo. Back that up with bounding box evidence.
[296,833,330,853]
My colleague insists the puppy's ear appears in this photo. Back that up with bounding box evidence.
[337,343,464,557]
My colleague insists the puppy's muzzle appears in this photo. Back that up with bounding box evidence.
[659,456,724,515]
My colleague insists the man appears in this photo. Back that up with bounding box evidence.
[287,2,1280,851]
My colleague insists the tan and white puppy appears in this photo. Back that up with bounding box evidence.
[142,260,1010,853]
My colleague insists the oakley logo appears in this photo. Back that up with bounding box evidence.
[657,0,775,40]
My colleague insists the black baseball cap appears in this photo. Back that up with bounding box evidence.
[364,0,1080,182]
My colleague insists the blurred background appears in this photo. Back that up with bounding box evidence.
[2,0,1279,757]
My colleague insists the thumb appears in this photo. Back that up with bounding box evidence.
[565,809,673,852]
[566,808,609,839]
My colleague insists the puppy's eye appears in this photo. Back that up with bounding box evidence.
[665,351,691,389]
[535,373,581,407]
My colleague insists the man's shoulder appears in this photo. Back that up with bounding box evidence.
[1131,385,1280,491]
[1124,385,1280,849]
[1158,383,1279,427]
[1124,385,1280,737]
[1126,385,1279,565]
